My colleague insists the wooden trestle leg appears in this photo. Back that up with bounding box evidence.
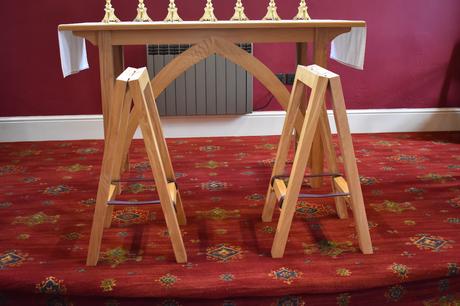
[86,67,187,266]
[262,64,373,259]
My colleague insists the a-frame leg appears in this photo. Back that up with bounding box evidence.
[129,68,187,263]
[329,77,373,254]
[119,106,141,178]
[271,75,329,258]
[87,68,137,266]
[118,85,187,226]
[317,104,349,219]
[262,80,306,222]
[142,84,187,226]
[104,90,135,228]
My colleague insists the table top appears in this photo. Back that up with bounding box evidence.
[58,20,366,32]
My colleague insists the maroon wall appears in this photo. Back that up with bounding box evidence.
[1,0,459,116]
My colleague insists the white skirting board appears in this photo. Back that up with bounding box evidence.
[0,108,459,142]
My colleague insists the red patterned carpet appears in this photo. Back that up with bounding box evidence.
[0,132,459,305]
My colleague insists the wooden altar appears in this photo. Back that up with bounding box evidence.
[58,20,366,265]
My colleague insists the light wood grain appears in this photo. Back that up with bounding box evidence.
[167,182,177,204]
[334,176,350,194]
[317,102,348,219]
[64,21,357,46]
[262,76,305,222]
[97,32,114,136]
[329,76,373,254]
[264,64,373,258]
[59,20,366,32]
[309,29,331,188]
[104,86,134,228]
[129,68,187,263]
[271,67,329,258]
[273,179,287,202]
[87,67,188,266]
[86,67,136,266]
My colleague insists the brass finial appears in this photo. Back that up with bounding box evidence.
[231,0,249,21]
[294,0,311,20]
[200,0,218,22]
[101,0,120,23]
[164,0,183,22]
[134,0,153,22]
[263,0,281,21]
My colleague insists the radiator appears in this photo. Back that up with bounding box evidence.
[147,44,253,116]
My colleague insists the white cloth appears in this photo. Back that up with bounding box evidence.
[58,31,89,77]
[330,27,367,70]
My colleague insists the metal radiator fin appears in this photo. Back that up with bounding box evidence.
[147,44,253,116]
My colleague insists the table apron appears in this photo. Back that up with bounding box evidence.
[75,27,351,46]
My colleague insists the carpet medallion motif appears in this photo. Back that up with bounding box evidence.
[272,295,305,306]
[43,185,72,195]
[336,293,351,306]
[100,247,143,267]
[57,163,92,172]
[389,263,409,280]
[12,211,60,227]
[195,160,228,169]
[295,202,336,217]
[370,200,416,213]
[100,278,117,292]
[0,250,28,269]
[206,244,243,263]
[36,276,67,295]
[269,267,303,285]
[156,273,180,288]
[245,193,264,201]
[385,284,406,302]
[112,207,150,226]
[195,207,240,220]
[409,233,454,252]
[219,273,235,282]
[126,183,155,194]
[447,263,459,276]
[201,181,229,191]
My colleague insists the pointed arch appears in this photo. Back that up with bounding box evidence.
[151,37,290,109]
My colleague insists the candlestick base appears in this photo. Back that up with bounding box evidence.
[294,0,311,20]
[231,0,249,21]
[101,1,120,23]
[134,2,152,22]
[164,0,183,22]
[263,0,281,21]
[200,0,218,22]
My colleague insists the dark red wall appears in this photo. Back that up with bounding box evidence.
[1,0,459,116]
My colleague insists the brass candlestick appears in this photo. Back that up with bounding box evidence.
[263,0,281,21]
[200,0,218,22]
[134,0,152,22]
[294,0,311,20]
[101,0,120,23]
[231,0,249,21]
[164,0,183,22]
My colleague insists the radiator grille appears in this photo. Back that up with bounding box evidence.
[147,44,253,116]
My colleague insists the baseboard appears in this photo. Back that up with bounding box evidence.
[1,108,459,142]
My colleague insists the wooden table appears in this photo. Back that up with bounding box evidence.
[58,20,366,185]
